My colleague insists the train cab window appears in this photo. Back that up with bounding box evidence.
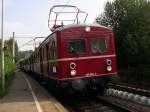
[68,39,86,54]
[90,37,109,53]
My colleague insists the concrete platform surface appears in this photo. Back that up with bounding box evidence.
[0,70,69,112]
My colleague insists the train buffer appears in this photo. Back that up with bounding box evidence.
[0,70,68,112]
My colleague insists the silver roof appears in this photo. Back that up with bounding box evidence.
[55,23,112,31]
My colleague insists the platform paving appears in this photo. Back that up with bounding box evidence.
[0,70,68,112]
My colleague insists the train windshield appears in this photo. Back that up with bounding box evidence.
[90,37,109,53]
[68,39,86,54]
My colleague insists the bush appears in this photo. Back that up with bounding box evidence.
[0,38,19,97]
[0,56,15,97]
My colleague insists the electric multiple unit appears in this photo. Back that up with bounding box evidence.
[19,5,118,94]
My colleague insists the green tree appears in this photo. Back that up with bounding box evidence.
[0,38,18,96]
[96,0,150,68]
[4,38,20,62]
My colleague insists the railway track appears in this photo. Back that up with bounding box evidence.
[108,83,150,97]
[98,96,150,112]
[56,94,130,112]
[103,83,150,112]
[54,84,150,112]
[30,74,150,112]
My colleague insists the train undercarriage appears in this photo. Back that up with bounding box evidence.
[43,74,119,95]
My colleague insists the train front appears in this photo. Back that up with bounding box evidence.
[58,24,118,93]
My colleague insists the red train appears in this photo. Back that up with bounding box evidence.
[19,5,118,94]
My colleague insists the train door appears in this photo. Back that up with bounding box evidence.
[44,44,49,76]
[46,43,50,75]
[48,39,53,76]
[43,46,48,76]
[40,48,44,75]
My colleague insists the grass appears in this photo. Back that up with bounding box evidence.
[0,72,15,97]
[0,88,5,97]
[0,57,15,98]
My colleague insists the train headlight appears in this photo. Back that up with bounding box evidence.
[107,66,112,72]
[85,26,91,32]
[70,70,76,76]
[70,62,76,69]
[106,59,112,65]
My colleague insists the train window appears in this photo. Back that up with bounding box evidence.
[68,39,86,54]
[90,37,109,53]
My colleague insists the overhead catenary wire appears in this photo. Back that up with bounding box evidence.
[19,40,34,48]
[20,0,71,50]
[58,0,72,15]
[18,37,45,49]
[15,37,35,38]
[52,0,58,5]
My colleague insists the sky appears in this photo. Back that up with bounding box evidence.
[0,0,113,51]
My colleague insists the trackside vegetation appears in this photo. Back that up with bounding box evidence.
[0,38,19,97]
[96,0,150,87]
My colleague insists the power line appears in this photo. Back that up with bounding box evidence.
[59,0,72,13]
[19,40,34,48]
[52,0,71,6]
[65,0,71,5]
[15,37,35,38]
[18,37,45,49]
[52,0,58,5]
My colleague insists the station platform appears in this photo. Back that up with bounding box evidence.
[0,70,68,112]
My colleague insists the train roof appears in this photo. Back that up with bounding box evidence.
[55,23,112,31]
[37,23,111,50]
[27,23,112,58]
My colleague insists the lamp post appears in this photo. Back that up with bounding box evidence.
[1,0,5,92]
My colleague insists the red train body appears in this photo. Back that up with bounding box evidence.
[20,24,117,92]
[19,5,118,93]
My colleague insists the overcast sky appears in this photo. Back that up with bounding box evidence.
[0,0,112,51]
